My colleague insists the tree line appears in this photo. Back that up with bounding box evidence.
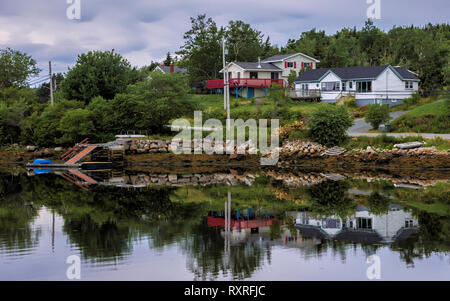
[177,16,449,91]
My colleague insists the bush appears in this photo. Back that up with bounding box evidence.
[365,104,390,130]
[403,92,421,108]
[307,105,353,147]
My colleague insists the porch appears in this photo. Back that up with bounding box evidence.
[207,78,285,99]
[290,89,321,101]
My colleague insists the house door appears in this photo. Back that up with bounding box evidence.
[247,87,255,98]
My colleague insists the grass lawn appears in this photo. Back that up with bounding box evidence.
[390,100,450,133]
[183,94,331,121]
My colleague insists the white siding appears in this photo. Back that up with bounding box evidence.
[372,68,416,101]
[270,53,317,79]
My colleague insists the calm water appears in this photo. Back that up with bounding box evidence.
[0,169,449,281]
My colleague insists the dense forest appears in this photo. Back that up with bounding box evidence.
[0,16,448,147]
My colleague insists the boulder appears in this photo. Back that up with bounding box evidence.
[26,145,36,152]
[393,142,424,150]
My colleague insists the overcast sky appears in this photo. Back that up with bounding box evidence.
[0,0,448,78]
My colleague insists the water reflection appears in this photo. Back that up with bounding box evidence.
[0,170,448,280]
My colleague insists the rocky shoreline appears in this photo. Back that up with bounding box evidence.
[1,138,449,172]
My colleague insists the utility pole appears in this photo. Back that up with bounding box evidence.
[222,39,230,130]
[49,61,54,106]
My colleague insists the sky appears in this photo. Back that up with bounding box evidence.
[0,0,448,79]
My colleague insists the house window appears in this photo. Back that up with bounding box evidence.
[357,81,372,92]
[287,62,294,68]
[321,82,340,91]
[405,219,414,228]
[303,62,310,69]
[357,217,372,229]
[250,72,258,79]
[237,72,241,79]
[342,81,346,91]
[349,82,353,89]
[405,81,414,89]
[271,72,279,79]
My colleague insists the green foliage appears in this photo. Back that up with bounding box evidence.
[163,52,173,66]
[61,50,141,104]
[390,100,450,133]
[307,105,353,146]
[225,20,267,62]
[365,104,390,130]
[20,99,84,146]
[284,22,449,90]
[0,48,40,88]
[177,15,275,83]
[367,192,391,215]
[0,102,25,144]
[308,180,355,218]
[287,70,297,86]
[403,92,421,108]
[57,108,95,145]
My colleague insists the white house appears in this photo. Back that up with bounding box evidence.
[294,65,420,106]
[207,52,320,99]
[293,204,418,244]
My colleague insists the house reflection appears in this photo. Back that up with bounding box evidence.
[207,203,419,248]
[292,204,419,244]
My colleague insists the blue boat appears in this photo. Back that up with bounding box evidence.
[32,159,53,165]
[33,169,53,174]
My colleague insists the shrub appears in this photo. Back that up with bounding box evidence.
[365,104,390,130]
[346,97,357,108]
[403,92,421,108]
[307,105,353,146]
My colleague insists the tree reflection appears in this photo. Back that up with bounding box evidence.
[0,173,40,253]
[308,180,355,218]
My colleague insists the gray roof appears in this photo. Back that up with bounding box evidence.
[262,52,320,63]
[261,54,294,62]
[232,61,281,71]
[158,65,187,74]
[295,225,329,240]
[295,65,420,82]
[334,230,384,244]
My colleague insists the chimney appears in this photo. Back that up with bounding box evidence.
[169,64,174,73]
[257,57,261,68]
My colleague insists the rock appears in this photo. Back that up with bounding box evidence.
[168,174,177,183]
[26,145,36,152]
[43,148,50,155]
[393,142,424,150]
[54,147,63,152]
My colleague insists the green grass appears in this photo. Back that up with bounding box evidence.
[182,94,329,122]
[390,100,450,133]
[344,135,450,151]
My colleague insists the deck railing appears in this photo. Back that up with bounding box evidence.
[207,78,285,89]
[290,89,322,99]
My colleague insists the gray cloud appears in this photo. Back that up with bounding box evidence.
[0,0,448,77]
